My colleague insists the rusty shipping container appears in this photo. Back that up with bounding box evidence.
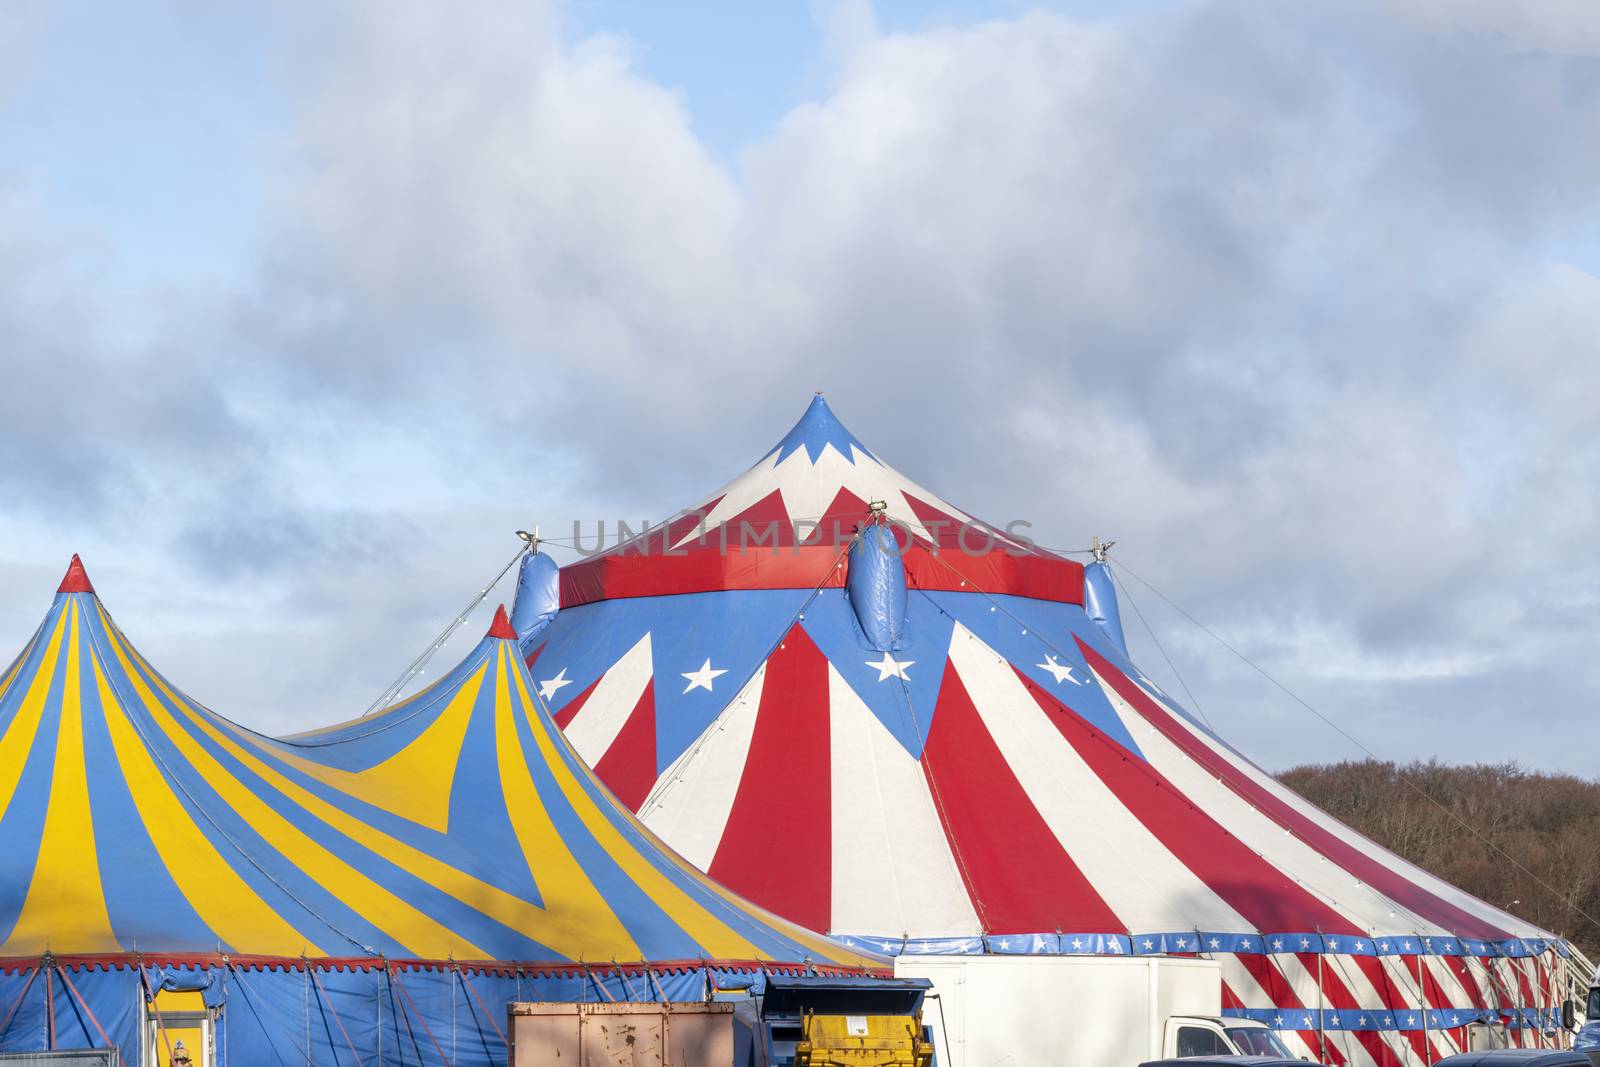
[508,1002,735,1067]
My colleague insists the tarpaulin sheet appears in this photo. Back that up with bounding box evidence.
[0,961,819,1067]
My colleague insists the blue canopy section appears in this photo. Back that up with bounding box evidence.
[801,590,953,758]
[0,960,848,1067]
[528,585,1151,763]
[528,590,814,771]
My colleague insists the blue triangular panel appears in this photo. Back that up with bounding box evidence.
[800,590,952,757]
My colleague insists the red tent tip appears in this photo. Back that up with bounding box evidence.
[487,604,517,640]
[58,554,95,594]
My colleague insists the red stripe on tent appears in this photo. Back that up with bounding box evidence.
[1231,954,1346,1064]
[1439,955,1486,1009]
[1401,953,1452,1055]
[1019,671,1361,936]
[1403,955,1421,984]
[707,626,832,932]
[1403,1024,1431,1063]
[815,487,873,543]
[920,663,1121,934]
[1235,951,1295,1005]
[1315,951,1426,1066]
[1352,1026,1404,1067]
[1492,958,1523,1015]
[1523,953,1548,1023]
[1411,961,1464,1063]
[1347,955,1417,1067]
[1474,957,1505,1009]
[1476,958,1508,1012]
[1295,952,1365,1066]
[1424,953,1467,1014]
[1221,981,1245,1012]
[1511,957,1537,1020]
[523,643,547,671]
[552,677,601,731]
[1078,639,1511,941]
[1377,956,1436,1064]
[1419,956,1453,1013]
[714,489,796,548]
[592,681,657,812]
[1353,954,1411,1022]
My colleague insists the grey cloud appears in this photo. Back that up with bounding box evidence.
[1,0,1596,769]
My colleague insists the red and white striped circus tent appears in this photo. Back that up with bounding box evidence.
[512,395,1571,1066]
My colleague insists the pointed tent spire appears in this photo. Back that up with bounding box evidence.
[0,564,879,968]
[487,603,517,640]
[57,554,94,594]
[764,392,876,465]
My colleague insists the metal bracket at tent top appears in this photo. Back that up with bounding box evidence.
[1091,536,1116,563]
[516,526,541,553]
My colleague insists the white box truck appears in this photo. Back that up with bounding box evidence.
[893,955,1294,1066]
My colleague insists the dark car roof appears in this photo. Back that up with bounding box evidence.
[1138,1058,1304,1067]
[1433,1052,1595,1066]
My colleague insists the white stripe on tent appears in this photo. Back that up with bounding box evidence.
[1135,678,1542,940]
[827,662,981,938]
[1330,952,1434,1064]
[1369,952,1464,1064]
[1091,666,1441,938]
[636,665,766,870]
[562,632,653,766]
[1264,951,1354,1065]
[948,623,1249,934]
[671,442,981,550]
[1272,950,1413,1067]
[1215,956,1347,1066]
[1421,952,1476,1016]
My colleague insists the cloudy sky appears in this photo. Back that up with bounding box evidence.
[1,0,1596,772]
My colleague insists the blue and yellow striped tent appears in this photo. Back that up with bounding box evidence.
[0,557,880,1064]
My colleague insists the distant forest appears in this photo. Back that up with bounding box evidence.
[1277,760,1600,960]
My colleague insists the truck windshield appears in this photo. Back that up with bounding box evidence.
[1225,1027,1295,1057]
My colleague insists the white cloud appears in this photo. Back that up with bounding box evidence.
[2,0,1598,768]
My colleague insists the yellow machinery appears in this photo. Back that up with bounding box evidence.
[794,1009,935,1067]
[758,975,935,1067]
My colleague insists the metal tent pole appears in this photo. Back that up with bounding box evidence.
[1316,934,1326,1063]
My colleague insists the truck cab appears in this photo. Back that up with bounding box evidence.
[1574,985,1600,1052]
[1162,1016,1299,1059]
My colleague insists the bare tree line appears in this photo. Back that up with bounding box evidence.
[1278,760,1600,958]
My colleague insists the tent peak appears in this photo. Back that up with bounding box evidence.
[57,554,94,594]
[765,393,876,466]
[487,603,517,640]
